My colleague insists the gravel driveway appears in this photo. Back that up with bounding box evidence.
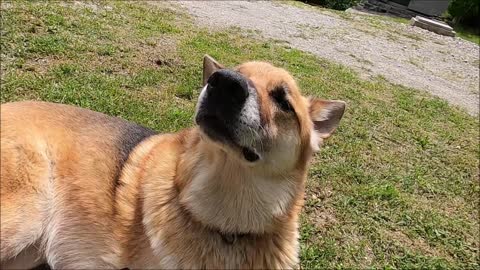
[176,1,479,115]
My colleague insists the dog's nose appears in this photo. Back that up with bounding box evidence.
[207,69,249,108]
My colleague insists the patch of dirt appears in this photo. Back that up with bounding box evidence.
[23,56,64,75]
[13,36,183,81]
[382,229,454,261]
[128,35,183,71]
[311,207,338,232]
[304,185,338,233]
[0,2,11,10]
[363,245,375,266]
[175,1,479,115]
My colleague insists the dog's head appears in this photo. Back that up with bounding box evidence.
[195,55,345,173]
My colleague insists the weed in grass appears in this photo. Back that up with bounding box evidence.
[28,35,68,55]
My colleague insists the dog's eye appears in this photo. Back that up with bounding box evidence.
[270,86,293,112]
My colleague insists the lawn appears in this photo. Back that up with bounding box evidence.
[454,25,480,45]
[1,1,478,269]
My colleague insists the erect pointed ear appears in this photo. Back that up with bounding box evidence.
[203,54,224,86]
[309,99,346,151]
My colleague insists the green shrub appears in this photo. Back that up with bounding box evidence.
[447,0,479,27]
[298,0,360,11]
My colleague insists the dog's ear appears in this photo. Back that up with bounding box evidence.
[309,99,346,151]
[203,55,224,86]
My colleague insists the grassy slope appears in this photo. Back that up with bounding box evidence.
[1,1,478,269]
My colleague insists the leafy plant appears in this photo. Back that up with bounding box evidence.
[447,0,479,27]
[298,0,360,10]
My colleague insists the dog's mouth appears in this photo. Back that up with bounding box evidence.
[242,147,260,162]
[196,113,261,163]
[196,114,232,145]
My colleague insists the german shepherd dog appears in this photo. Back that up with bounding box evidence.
[0,56,345,269]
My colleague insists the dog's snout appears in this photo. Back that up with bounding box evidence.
[207,70,249,106]
[196,68,260,148]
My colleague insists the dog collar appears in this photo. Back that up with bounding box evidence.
[218,231,249,245]
[179,202,254,245]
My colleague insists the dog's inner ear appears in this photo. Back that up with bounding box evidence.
[309,99,346,151]
[203,55,224,86]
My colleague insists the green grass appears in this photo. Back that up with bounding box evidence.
[454,25,480,45]
[1,1,479,269]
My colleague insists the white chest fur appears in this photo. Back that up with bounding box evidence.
[180,160,298,233]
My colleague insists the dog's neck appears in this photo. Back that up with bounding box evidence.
[178,132,303,234]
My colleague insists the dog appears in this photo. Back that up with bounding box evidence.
[0,55,345,269]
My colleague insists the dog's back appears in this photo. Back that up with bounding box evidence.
[0,101,156,269]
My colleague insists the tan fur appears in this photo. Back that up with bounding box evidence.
[0,59,345,269]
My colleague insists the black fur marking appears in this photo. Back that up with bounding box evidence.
[270,85,294,112]
[112,121,157,202]
[30,263,51,270]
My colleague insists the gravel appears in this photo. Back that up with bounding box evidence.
[176,1,479,115]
